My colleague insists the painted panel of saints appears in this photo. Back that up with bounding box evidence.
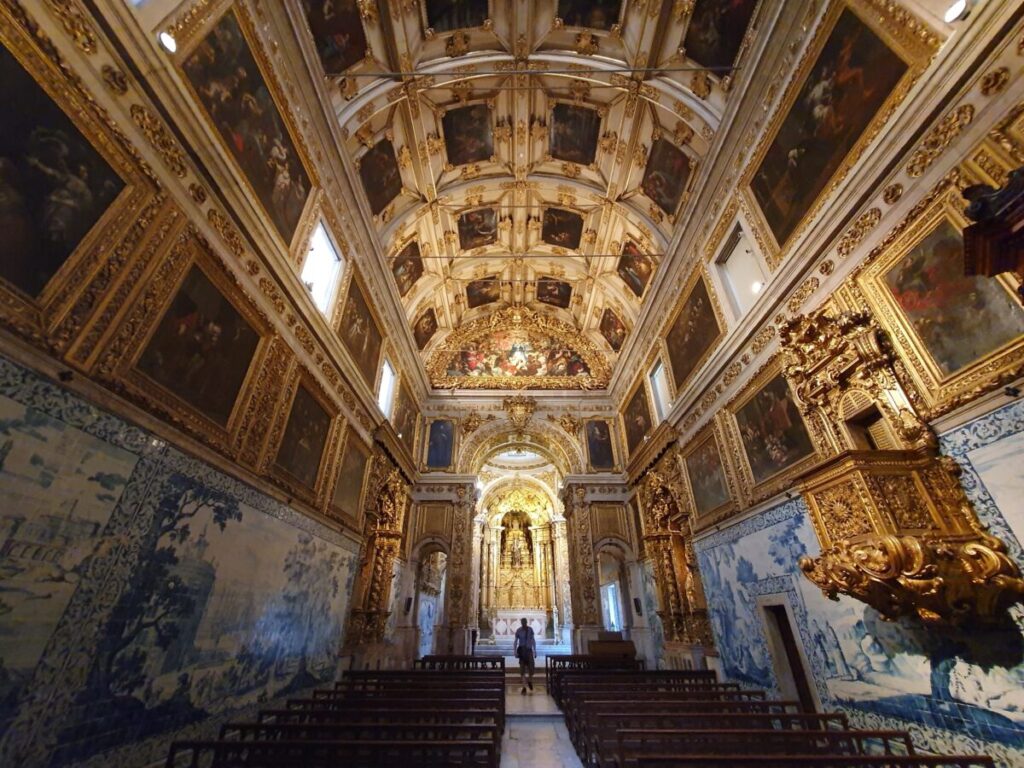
[682,0,758,71]
[599,308,627,352]
[391,383,418,456]
[443,104,493,166]
[617,241,655,298]
[686,435,730,516]
[425,0,489,33]
[426,419,455,469]
[623,384,652,457]
[413,307,438,349]
[665,275,721,391]
[735,374,814,485]
[183,10,310,243]
[458,208,497,250]
[542,208,584,249]
[642,139,691,215]
[275,384,331,491]
[338,276,383,387]
[536,278,572,309]
[136,266,260,426]
[466,277,501,308]
[359,138,402,216]
[0,44,125,297]
[882,219,1024,376]
[391,241,423,298]
[331,430,370,520]
[586,419,616,470]
[447,332,591,378]
[557,0,621,30]
[549,103,601,165]
[299,0,368,75]
[750,9,907,246]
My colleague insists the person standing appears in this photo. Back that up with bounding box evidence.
[513,617,536,694]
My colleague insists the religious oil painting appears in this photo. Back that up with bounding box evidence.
[413,306,439,349]
[332,430,370,520]
[392,240,424,297]
[536,277,572,309]
[665,274,722,391]
[443,104,493,166]
[426,419,455,469]
[623,383,653,457]
[586,419,616,470]
[466,276,501,308]
[275,384,331,491]
[338,275,383,387]
[425,0,488,33]
[447,332,591,379]
[458,208,498,250]
[359,138,402,216]
[136,266,260,427]
[391,383,418,456]
[183,10,310,244]
[682,0,758,71]
[0,44,125,298]
[557,0,621,30]
[617,241,655,298]
[685,432,730,517]
[642,139,691,215]
[300,0,368,75]
[750,8,907,246]
[882,218,1024,378]
[599,308,627,352]
[735,374,814,485]
[542,208,584,249]
[550,103,601,165]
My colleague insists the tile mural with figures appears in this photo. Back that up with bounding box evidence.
[694,397,1024,767]
[0,356,359,768]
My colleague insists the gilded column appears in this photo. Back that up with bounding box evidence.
[552,519,573,640]
[563,484,601,648]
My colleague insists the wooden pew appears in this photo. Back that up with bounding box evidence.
[416,655,505,671]
[628,756,994,767]
[255,706,500,728]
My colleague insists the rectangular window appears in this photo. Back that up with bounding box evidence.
[649,361,671,422]
[716,225,767,315]
[301,221,343,314]
[377,359,396,418]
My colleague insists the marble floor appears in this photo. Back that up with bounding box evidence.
[501,677,582,767]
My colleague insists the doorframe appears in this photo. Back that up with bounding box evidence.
[755,594,822,712]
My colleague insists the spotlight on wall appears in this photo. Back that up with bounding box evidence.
[943,0,970,23]
[751,281,764,295]
[158,31,177,53]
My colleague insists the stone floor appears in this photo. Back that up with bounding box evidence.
[501,668,582,768]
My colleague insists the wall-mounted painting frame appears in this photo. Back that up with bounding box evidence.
[852,180,1024,418]
[659,266,726,400]
[441,101,494,168]
[621,376,654,459]
[680,421,737,532]
[336,265,385,390]
[421,0,491,37]
[584,418,619,472]
[555,0,624,32]
[547,100,603,167]
[424,417,457,471]
[391,376,420,459]
[326,424,372,530]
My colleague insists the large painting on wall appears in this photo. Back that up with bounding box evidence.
[642,139,691,215]
[682,0,758,71]
[443,104,493,166]
[536,277,572,309]
[586,419,616,470]
[446,331,591,378]
[391,382,418,455]
[183,10,310,244]
[557,0,621,29]
[617,241,655,298]
[623,383,652,457]
[466,276,501,308]
[391,241,423,298]
[542,208,584,249]
[664,273,722,391]
[299,0,368,75]
[685,431,730,517]
[550,103,601,165]
[425,0,488,32]
[0,44,125,298]
[413,306,439,349]
[599,308,627,352]
[358,138,402,216]
[458,208,497,250]
[750,8,907,246]
[426,419,455,469]
[136,266,260,427]
[735,373,814,485]
[331,431,370,521]
[338,274,384,388]
[275,384,331,491]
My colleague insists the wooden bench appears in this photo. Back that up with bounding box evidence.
[255,706,500,728]
[628,756,994,767]
[416,655,505,671]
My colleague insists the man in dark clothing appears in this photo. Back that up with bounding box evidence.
[513,617,536,694]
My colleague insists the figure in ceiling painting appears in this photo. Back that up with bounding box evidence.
[443,104,494,166]
[665,275,721,391]
[751,9,907,245]
[541,208,584,249]
[642,139,691,215]
[682,0,758,71]
[550,103,601,165]
[599,308,627,352]
[359,138,402,216]
[0,45,125,298]
[391,241,423,297]
[458,208,498,250]
[617,241,655,298]
[413,307,439,350]
[536,278,572,309]
[300,0,368,75]
[425,0,488,33]
[183,11,310,243]
[448,332,591,379]
[467,276,501,308]
[557,0,621,30]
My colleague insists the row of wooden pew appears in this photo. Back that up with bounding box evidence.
[166,657,505,767]
[549,659,995,768]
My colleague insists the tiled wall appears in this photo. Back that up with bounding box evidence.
[693,399,1024,768]
[0,356,359,767]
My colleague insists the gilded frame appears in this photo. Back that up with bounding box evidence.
[676,0,765,93]
[855,182,1024,417]
[439,97,497,172]
[423,416,458,472]
[740,0,938,259]
[620,374,654,459]
[325,423,372,531]
[0,4,160,348]
[336,263,387,391]
[680,420,737,532]
[173,0,319,254]
[545,98,605,171]
[584,417,620,473]
[420,0,492,38]
[658,265,727,401]
[393,374,421,458]
[722,358,823,504]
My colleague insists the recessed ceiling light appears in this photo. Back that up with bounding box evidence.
[944,0,969,23]
[158,31,177,53]
[751,281,764,294]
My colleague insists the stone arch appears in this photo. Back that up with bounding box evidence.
[458,418,585,476]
